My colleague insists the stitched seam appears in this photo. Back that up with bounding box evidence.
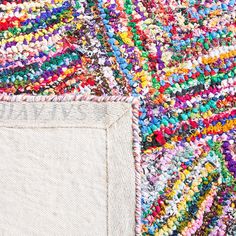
[106,109,130,129]
[0,126,105,129]
[105,128,109,236]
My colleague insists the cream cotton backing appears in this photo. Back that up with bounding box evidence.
[0,99,137,236]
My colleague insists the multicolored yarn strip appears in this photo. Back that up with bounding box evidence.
[0,0,130,95]
[0,0,235,235]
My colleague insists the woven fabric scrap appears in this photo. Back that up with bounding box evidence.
[0,0,235,235]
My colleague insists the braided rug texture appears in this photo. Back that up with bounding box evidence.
[0,0,235,235]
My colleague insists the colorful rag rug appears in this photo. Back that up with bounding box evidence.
[0,0,236,235]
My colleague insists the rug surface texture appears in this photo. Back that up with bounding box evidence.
[0,0,235,235]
